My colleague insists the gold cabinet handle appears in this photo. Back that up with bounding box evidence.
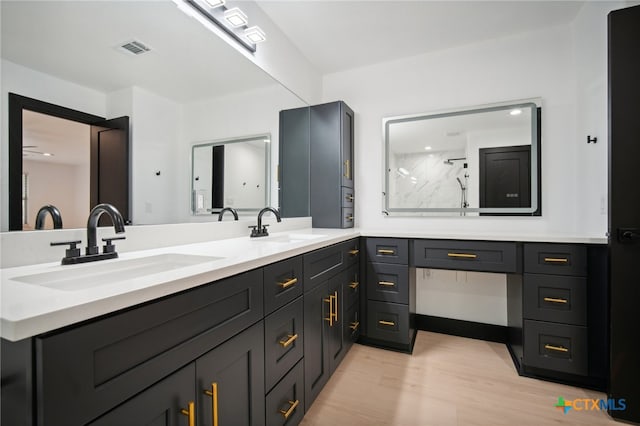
[344,159,351,179]
[350,320,360,331]
[346,215,353,221]
[204,383,219,426]
[447,252,477,259]
[324,295,334,326]
[378,281,395,287]
[180,401,195,426]
[544,257,569,263]
[349,281,359,289]
[278,277,298,289]
[348,249,359,255]
[379,320,395,326]
[377,249,395,255]
[544,344,569,353]
[333,290,339,323]
[279,333,299,348]
[346,195,354,202]
[279,399,300,419]
[543,297,568,304]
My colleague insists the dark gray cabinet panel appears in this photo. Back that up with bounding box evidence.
[366,238,409,265]
[303,281,331,411]
[265,360,305,426]
[523,274,587,326]
[366,262,409,304]
[524,243,587,276]
[196,322,265,426]
[344,304,360,352]
[279,106,310,218]
[343,265,360,309]
[35,269,263,426]
[264,256,303,315]
[341,186,354,209]
[89,364,195,426]
[265,298,304,392]
[413,239,521,273]
[523,320,588,376]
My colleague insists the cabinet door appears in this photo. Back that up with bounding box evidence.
[279,106,310,218]
[340,102,355,189]
[328,274,346,374]
[196,322,265,426]
[303,281,330,410]
[89,364,195,426]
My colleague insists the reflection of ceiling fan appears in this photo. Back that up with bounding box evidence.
[22,145,54,157]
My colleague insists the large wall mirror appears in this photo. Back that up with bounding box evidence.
[383,99,541,216]
[1,0,306,231]
[192,134,270,215]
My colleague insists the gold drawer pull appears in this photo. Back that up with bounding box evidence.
[180,401,196,426]
[279,333,299,348]
[378,249,395,255]
[447,253,477,259]
[344,159,351,179]
[280,399,300,419]
[545,344,569,353]
[204,383,219,426]
[346,215,354,221]
[378,281,395,286]
[379,320,395,326]
[278,277,298,289]
[544,257,568,263]
[349,281,360,289]
[348,249,359,255]
[544,297,568,304]
[346,195,354,202]
[350,321,360,331]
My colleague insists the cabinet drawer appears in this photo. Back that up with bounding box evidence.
[303,243,346,292]
[524,243,587,276]
[264,256,303,315]
[524,320,588,376]
[265,298,304,392]
[341,186,354,209]
[365,238,409,264]
[342,207,354,228]
[366,263,409,304]
[35,269,263,426]
[266,360,305,426]
[413,239,520,273]
[523,274,587,326]
[367,301,410,345]
[344,265,360,309]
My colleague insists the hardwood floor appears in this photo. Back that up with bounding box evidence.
[301,331,617,425]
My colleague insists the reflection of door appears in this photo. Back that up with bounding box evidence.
[90,117,130,224]
[211,145,225,209]
[608,4,640,423]
[479,145,531,208]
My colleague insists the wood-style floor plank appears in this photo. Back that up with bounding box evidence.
[301,331,617,425]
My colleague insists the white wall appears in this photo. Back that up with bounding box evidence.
[224,142,266,209]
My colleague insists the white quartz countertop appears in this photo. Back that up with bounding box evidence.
[0,227,606,341]
[1,228,358,342]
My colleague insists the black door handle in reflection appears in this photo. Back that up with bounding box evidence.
[618,228,640,242]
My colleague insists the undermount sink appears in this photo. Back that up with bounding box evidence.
[13,253,224,292]
[253,233,327,244]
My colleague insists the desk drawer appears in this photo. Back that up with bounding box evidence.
[264,256,303,315]
[524,243,587,276]
[524,320,588,376]
[523,274,587,326]
[413,240,520,273]
[265,360,304,426]
[365,238,409,264]
[366,263,409,304]
[367,301,410,345]
[265,298,304,392]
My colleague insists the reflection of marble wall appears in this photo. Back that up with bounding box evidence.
[389,150,468,209]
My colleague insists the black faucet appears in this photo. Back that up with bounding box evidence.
[218,207,239,221]
[250,207,281,237]
[35,205,63,229]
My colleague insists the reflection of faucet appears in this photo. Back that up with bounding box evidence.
[218,207,239,221]
[250,207,281,237]
[86,203,126,255]
[35,205,63,229]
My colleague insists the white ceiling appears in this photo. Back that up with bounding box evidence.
[257,0,585,74]
[22,111,90,166]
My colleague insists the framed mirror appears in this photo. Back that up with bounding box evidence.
[192,134,270,215]
[383,99,541,216]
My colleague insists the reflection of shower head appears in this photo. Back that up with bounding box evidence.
[444,160,453,165]
[456,177,465,190]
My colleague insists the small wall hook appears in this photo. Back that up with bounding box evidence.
[587,135,598,144]
[155,171,161,176]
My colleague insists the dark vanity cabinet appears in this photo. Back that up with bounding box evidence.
[279,101,355,228]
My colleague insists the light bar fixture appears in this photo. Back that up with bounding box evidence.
[176,0,266,53]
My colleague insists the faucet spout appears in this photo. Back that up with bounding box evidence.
[218,207,239,221]
[35,204,63,229]
[251,207,281,237]
[86,203,125,255]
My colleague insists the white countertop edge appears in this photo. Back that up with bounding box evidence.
[359,230,608,245]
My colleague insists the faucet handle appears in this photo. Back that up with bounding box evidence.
[102,236,126,254]
[51,240,82,259]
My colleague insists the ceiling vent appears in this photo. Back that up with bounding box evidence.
[118,40,152,56]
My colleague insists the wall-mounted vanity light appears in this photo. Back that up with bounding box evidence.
[174,0,266,53]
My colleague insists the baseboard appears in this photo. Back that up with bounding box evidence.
[415,314,507,343]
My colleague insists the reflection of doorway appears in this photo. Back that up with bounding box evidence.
[479,145,531,209]
[8,93,130,231]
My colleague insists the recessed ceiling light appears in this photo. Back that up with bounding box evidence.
[244,26,266,43]
[510,109,522,116]
[224,7,248,27]
[42,152,53,157]
[398,167,409,176]
[203,0,225,8]
[424,146,432,150]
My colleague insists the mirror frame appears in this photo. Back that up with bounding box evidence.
[191,133,271,215]
[382,99,541,216]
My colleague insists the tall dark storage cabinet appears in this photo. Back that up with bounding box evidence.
[279,101,355,228]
